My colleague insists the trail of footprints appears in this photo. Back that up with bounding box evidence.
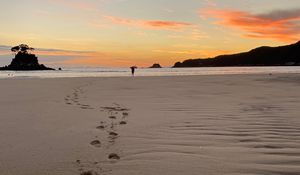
[66,95,129,174]
[64,85,131,175]
[64,84,94,110]
[79,103,130,175]
[92,103,130,151]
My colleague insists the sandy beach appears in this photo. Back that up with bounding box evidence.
[0,74,299,175]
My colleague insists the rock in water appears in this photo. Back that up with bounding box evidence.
[0,44,54,71]
[149,63,162,68]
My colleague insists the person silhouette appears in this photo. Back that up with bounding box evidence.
[130,66,137,76]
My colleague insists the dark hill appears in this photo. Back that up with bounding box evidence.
[173,41,300,67]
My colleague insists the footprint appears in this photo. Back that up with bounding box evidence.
[109,116,117,119]
[108,153,120,160]
[119,121,127,125]
[81,106,94,110]
[122,112,129,116]
[81,107,90,109]
[109,131,119,137]
[90,140,101,148]
[81,104,90,107]
[81,170,99,175]
[96,125,106,130]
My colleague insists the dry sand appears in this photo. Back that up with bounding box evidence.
[0,74,299,175]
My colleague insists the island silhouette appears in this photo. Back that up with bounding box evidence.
[149,63,162,68]
[174,41,300,67]
[0,44,54,71]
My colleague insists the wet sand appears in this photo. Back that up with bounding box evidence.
[0,74,299,175]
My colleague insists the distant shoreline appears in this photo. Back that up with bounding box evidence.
[174,41,300,68]
[1,66,300,79]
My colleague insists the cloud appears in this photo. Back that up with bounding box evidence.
[0,45,11,55]
[0,44,138,67]
[0,44,97,66]
[258,9,300,20]
[200,8,300,42]
[168,27,209,40]
[35,48,94,57]
[0,45,93,57]
[152,49,232,58]
[104,15,193,30]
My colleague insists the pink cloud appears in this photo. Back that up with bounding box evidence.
[200,8,300,42]
[104,15,193,30]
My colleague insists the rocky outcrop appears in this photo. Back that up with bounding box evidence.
[0,44,54,71]
[149,63,162,68]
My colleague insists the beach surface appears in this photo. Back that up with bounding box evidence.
[0,74,299,175]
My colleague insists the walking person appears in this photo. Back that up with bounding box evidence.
[130,66,137,76]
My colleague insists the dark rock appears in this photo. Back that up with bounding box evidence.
[149,63,162,68]
[0,44,54,71]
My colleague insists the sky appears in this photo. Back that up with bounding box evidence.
[0,0,300,67]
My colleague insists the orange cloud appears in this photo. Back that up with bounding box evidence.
[35,48,94,57]
[201,8,300,42]
[0,50,10,55]
[62,55,162,67]
[104,15,193,30]
[153,49,232,58]
[0,51,10,55]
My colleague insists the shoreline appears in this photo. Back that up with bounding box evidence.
[1,66,300,79]
[0,72,300,80]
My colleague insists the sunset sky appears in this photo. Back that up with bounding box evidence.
[0,0,300,67]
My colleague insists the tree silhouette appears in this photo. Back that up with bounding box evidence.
[11,44,34,55]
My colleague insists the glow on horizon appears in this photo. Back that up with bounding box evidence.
[0,0,300,67]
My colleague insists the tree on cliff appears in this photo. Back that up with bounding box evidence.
[11,44,35,55]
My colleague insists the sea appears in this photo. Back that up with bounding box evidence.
[1,66,300,79]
